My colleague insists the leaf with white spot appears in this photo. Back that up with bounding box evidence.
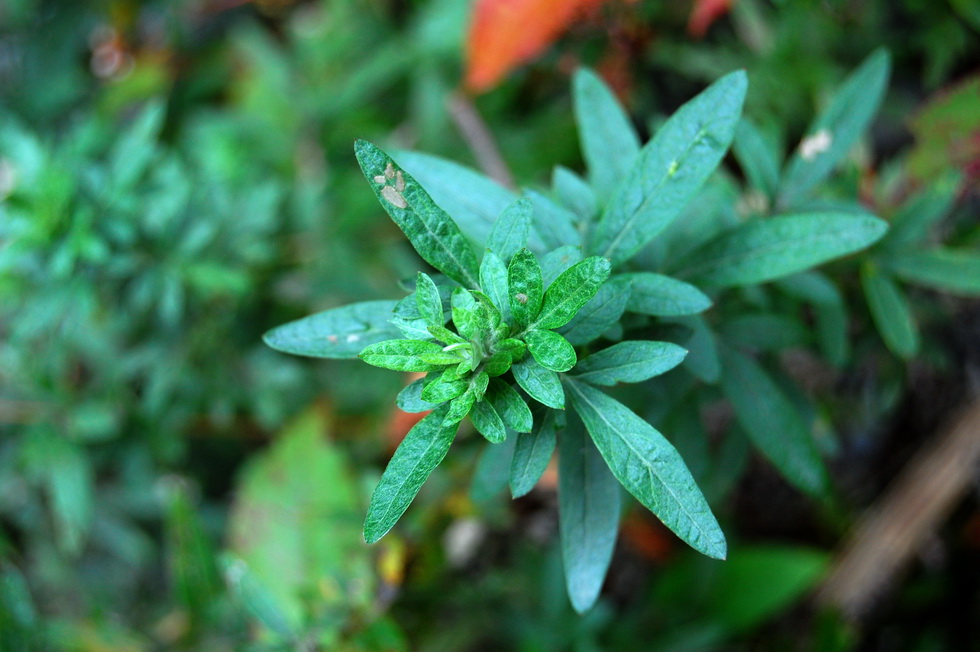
[263,300,400,359]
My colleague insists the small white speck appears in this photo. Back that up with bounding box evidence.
[346,334,360,343]
[800,129,833,161]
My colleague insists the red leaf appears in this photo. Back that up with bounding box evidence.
[687,0,733,38]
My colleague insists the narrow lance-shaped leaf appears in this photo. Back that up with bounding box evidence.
[733,117,782,199]
[263,300,400,359]
[571,341,687,386]
[565,379,727,559]
[355,140,480,288]
[359,339,462,372]
[878,171,961,252]
[526,189,581,249]
[591,71,748,265]
[488,379,533,433]
[558,415,622,613]
[415,272,444,327]
[552,166,597,223]
[479,250,512,323]
[778,49,890,208]
[879,248,980,296]
[777,272,849,366]
[510,409,558,498]
[719,345,829,496]
[525,329,577,372]
[512,357,564,409]
[681,212,888,287]
[508,248,544,329]
[559,277,631,346]
[534,256,611,330]
[573,68,641,205]
[470,398,507,444]
[364,405,458,543]
[396,378,438,413]
[471,435,517,503]
[861,263,919,359]
[487,198,532,262]
[622,272,712,317]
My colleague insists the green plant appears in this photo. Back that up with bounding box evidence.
[265,52,897,612]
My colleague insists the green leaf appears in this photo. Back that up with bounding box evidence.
[880,248,980,295]
[451,288,500,341]
[508,248,544,329]
[470,398,507,443]
[510,409,558,498]
[552,166,597,223]
[559,277,631,346]
[512,357,565,409]
[680,315,721,383]
[415,272,444,327]
[392,149,524,250]
[420,374,469,403]
[364,405,458,543]
[778,49,890,208]
[682,212,888,287]
[47,439,94,556]
[479,250,511,323]
[719,313,809,351]
[110,100,166,189]
[622,272,712,317]
[573,68,641,204]
[487,379,533,433]
[428,324,467,346]
[733,118,782,199]
[396,378,438,413]
[487,198,532,263]
[572,341,687,386]
[263,300,400,359]
[165,484,222,616]
[359,339,460,372]
[355,140,479,287]
[558,415,621,613]
[471,435,517,503]
[719,345,828,496]
[526,189,581,249]
[591,71,748,265]
[566,379,727,559]
[777,272,849,366]
[444,372,490,426]
[540,245,584,286]
[878,171,961,251]
[861,263,919,359]
[534,256,611,330]
[222,555,296,638]
[526,329,577,372]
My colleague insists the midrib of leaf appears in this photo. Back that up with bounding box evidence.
[407,193,479,288]
[567,380,718,553]
[533,282,597,331]
[599,122,712,261]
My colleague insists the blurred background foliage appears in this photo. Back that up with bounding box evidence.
[0,0,978,649]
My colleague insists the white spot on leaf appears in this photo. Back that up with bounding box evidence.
[799,129,833,161]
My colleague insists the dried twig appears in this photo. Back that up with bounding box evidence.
[446,92,516,190]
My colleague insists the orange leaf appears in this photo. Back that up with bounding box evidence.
[687,0,733,38]
[465,0,610,93]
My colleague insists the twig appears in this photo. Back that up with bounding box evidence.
[446,92,516,190]
[817,400,980,618]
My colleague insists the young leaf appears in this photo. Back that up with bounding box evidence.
[559,276,631,345]
[355,140,480,288]
[263,300,400,359]
[510,408,558,498]
[396,378,438,413]
[444,372,490,425]
[733,118,782,199]
[364,405,457,543]
[359,339,461,372]
[880,249,980,295]
[452,287,498,341]
[512,357,565,409]
[682,212,888,287]
[526,189,582,249]
[487,198,532,262]
[525,329,577,372]
[488,379,534,432]
[861,263,919,359]
[622,272,712,317]
[558,415,622,613]
[777,49,890,208]
[552,166,597,223]
[420,374,469,403]
[534,256,611,330]
[719,345,829,496]
[415,272,444,327]
[591,71,748,265]
[479,250,512,323]
[508,248,544,329]
[470,398,507,443]
[571,341,687,386]
[565,379,727,560]
[573,68,641,204]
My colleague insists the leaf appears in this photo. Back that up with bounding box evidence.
[566,379,727,559]
[420,374,469,403]
[558,415,621,613]
[733,118,781,199]
[471,435,517,502]
[526,189,582,249]
[559,276,631,345]
[512,356,565,409]
[415,272,444,327]
[488,379,533,432]
[396,378,438,413]
[464,0,610,93]
[508,248,544,329]
[526,329,577,372]
[110,100,166,189]
[471,398,508,443]
[452,287,500,341]
[719,345,828,496]
[165,484,222,616]
[573,68,641,205]
[444,372,490,426]
[622,272,712,317]
[777,272,849,366]
[392,149,523,248]
[682,212,888,287]
[571,341,687,386]
[861,264,919,359]
[880,248,980,295]
[534,256,611,330]
[719,313,809,351]
[364,405,458,543]
[540,245,584,286]
[878,171,961,251]
[778,49,891,208]
[355,140,480,288]
[479,250,512,323]
[47,440,94,556]
[510,409,558,497]
[552,166,598,222]
[359,339,461,372]
[222,555,297,638]
[680,315,721,383]
[263,300,401,359]
[591,71,748,266]
[487,198,532,262]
